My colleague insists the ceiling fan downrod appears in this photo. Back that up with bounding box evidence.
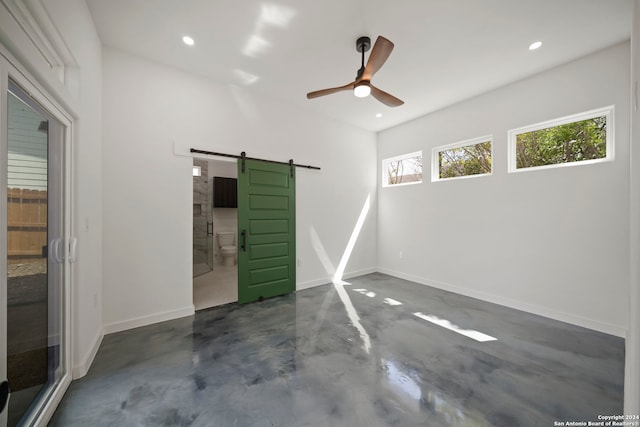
[356,36,371,80]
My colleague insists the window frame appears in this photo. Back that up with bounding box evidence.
[431,135,493,182]
[507,106,614,173]
[381,151,423,188]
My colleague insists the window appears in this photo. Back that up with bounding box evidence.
[432,136,492,181]
[508,106,613,172]
[382,151,423,187]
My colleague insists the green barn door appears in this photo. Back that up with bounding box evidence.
[237,159,295,304]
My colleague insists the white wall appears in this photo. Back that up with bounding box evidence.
[46,0,104,379]
[378,42,630,337]
[208,159,237,179]
[0,0,103,377]
[102,47,377,331]
[626,0,640,414]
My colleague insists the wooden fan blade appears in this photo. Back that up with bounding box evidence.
[370,84,404,107]
[307,82,355,99]
[362,36,394,81]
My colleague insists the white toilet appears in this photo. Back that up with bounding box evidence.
[216,231,237,266]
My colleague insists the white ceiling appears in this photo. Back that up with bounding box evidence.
[85,0,632,132]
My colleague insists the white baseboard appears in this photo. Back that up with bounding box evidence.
[297,277,329,290]
[297,267,378,291]
[72,329,104,379]
[103,305,195,335]
[377,268,627,338]
[342,267,377,279]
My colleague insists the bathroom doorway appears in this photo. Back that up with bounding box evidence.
[192,158,239,310]
[192,159,213,278]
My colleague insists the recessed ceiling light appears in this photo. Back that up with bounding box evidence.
[376,113,382,118]
[182,35,195,46]
[529,41,542,50]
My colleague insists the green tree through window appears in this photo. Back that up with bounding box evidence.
[439,141,492,179]
[515,116,607,169]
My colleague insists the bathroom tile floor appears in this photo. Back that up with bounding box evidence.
[49,273,624,427]
[193,262,237,310]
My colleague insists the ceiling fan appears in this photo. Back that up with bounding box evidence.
[306,35,404,107]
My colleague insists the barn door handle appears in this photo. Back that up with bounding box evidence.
[241,229,247,252]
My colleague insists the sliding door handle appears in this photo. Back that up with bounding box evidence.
[69,237,78,263]
[241,229,247,252]
[44,238,64,263]
[207,222,213,236]
[0,380,9,414]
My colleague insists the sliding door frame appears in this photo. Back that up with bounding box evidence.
[0,50,7,427]
[0,48,73,426]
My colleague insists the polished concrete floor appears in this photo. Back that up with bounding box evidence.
[49,273,624,426]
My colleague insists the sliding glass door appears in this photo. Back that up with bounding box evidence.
[0,59,71,426]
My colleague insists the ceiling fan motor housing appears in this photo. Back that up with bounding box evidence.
[356,36,371,53]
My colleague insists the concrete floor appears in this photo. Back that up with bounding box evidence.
[49,273,624,426]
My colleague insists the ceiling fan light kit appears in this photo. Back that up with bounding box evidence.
[354,81,371,98]
[306,35,404,107]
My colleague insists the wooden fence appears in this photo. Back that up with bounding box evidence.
[7,188,47,264]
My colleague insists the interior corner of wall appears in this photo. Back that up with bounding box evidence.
[71,327,104,379]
